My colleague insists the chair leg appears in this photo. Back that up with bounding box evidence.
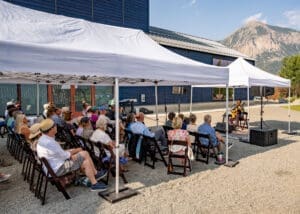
[183,156,187,177]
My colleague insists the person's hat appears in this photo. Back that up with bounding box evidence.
[40,119,55,132]
[6,101,14,106]
[29,123,41,139]
[61,106,70,112]
[43,103,49,110]
[99,105,108,111]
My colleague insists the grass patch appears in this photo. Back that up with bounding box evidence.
[282,105,300,111]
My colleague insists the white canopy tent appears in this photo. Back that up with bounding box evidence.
[0,1,231,198]
[191,57,291,137]
[0,1,228,86]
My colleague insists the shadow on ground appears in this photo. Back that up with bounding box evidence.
[0,124,299,213]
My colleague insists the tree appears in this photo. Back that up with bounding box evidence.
[279,54,300,97]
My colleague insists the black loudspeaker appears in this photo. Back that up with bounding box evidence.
[250,128,278,146]
[251,87,275,97]
[214,122,234,133]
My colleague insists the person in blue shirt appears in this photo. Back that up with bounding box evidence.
[198,114,224,153]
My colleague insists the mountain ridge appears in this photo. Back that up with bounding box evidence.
[221,21,300,74]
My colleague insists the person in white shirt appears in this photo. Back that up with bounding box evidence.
[36,119,107,191]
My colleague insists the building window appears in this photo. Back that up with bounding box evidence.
[52,85,71,108]
[75,86,91,111]
[0,84,17,117]
[21,84,47,115]
[95,86,113,106]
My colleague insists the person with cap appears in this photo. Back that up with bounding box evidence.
[28,123,42,151]
[37,119,108,192]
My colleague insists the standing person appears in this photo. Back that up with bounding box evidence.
[198,114,224,153]
[36,119,108,191]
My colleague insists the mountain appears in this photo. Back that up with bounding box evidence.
[222,21,300,74]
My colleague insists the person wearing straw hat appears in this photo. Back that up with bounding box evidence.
[28,123,42,151]
[37,119,108,192]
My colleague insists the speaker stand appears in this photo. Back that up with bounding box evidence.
[282,130,298,135]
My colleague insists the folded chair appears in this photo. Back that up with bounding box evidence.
[195,133,218,164]
[39,157,76,205]
[167,140,191,177]
[92,141,128,184]
[239,112,248,129]
[142,135,168,169]
[124,130,144,162]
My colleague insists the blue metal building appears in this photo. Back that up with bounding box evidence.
[1,0,254,115]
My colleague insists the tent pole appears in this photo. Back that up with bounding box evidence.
[247,86,250,141]
[224,84,239,167]
[225,84,229,164]
[114,78,120,194]
[36,81,40,117]
[155,81,158,127]
[189,86,193,114]
[232,87,235,105]
[288,86,291,133]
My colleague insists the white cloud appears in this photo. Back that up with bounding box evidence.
[283,10,300,29]
[189,0,197,6]
[243,12,267,24]
[182,0,197,8]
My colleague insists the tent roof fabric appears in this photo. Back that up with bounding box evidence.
[193,58,290,88]
[0,1,228,86]
[228,58,290,87]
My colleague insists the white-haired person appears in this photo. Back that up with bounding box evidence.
[90,117,128,170]
[198,114,224,153]
[36,119,108,191]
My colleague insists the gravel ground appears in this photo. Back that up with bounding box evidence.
[0,104,299,214]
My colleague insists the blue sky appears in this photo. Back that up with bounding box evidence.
[150,0,300,41]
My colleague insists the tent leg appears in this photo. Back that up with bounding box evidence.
[224,84,239,168]
[189,86,193,114]
[99,78,137,203]
[283,86,297,135]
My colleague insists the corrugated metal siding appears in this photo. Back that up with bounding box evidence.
[5,0,149,31]
[57,0,92,20]
[124,0,149,31]
[6,0,56,13]
[93,0,123,26]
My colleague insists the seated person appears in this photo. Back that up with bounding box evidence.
[198,114,224,153]
[129,112,167,146]
[167,116,194,160]
[15,114,30,139]
[178,114,188,130]
[165,112,175,127]
[230,99,246,126]
[90,117,127,163]
[186,113,198,143]
[28,123,42,151]
[36,119,107,192]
